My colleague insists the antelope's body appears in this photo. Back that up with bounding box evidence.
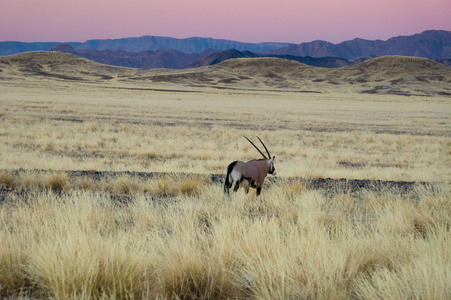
[224,136,276,196]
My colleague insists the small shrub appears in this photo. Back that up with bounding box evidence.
[178,177,206,196]
[281,180,309,199]
[84,121,99,132]
[136,150,158,160]
[19,171,69,192]
[46,173,69,192]
[74,178,96,191]
[148,176,177,197]
[114,175,142,195]
[21,173,47,190]
[0,172,19,189]
[148,176,207,197]
[99,178,114,193]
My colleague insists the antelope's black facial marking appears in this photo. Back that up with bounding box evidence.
[268,156,277,175]
[268,166,276,175]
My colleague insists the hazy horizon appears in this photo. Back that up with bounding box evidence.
[1,29,450,45]
[1,0,450,44]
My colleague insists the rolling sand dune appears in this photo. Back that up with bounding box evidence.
[1,51,451,95]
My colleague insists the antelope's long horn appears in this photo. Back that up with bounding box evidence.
[244,136,267,159]
[256,136,271,158]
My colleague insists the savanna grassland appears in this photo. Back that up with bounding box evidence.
[1,79,449,181]
[0,52,450,299]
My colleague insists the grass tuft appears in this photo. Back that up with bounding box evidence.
[20,172,69,192]
[0,185,449,299]
[148,175,206,197]
[178,176,207,196]
[46,172,69,192]
[113,175,142,195]
[0,171,19,189]
[282,179,310,198]
[74,178,96,191]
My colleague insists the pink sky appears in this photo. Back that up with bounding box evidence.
[1,0,450,44]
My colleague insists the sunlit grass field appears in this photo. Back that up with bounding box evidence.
[1,81,449,181]
[1,183,450,299]
[0,73,450,299]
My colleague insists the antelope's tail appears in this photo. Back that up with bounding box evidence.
[224,174,230,194]
[224,161,237,194]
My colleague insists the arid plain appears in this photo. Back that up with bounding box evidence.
[0,52,450,299]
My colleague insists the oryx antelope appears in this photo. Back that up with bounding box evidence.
[224,136,276,196]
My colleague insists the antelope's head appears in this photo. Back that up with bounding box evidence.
[244,136,277,176]
[268,156,277,175]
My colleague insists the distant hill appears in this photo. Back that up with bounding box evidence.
[50,44,217,69]
[267,30,451,59]
[2,52,450,96]
[185,49,259,68]
[0,36,291,56]
[187,49,354,68]
[434,59,451,66]
[0,41,60,56]
[73,36,292,53]
[49,46,358,69]
[1,30,450,60]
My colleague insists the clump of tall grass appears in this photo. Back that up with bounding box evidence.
[0,171,19,189]
[0,183,449,299]
[107,174,207,196]
[74,177,97,191]
[0,171,69,192]
[148,175,207,197]
[278,178,310,199]
[112,175,144,195]
[46,172,69,192]
[0,171,207,197]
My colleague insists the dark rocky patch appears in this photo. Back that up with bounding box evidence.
[0,169,440,203]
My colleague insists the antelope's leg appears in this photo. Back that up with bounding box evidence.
[243,179,250,194]
[233,181,240,192]
[256,187,262,196]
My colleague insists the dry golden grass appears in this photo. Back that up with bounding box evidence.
[0,172,18,189]
[2,171,70,192]
[0,52,450,299]
[0,184,449,299]
[0,171,207,199]
[0,79,449,182]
